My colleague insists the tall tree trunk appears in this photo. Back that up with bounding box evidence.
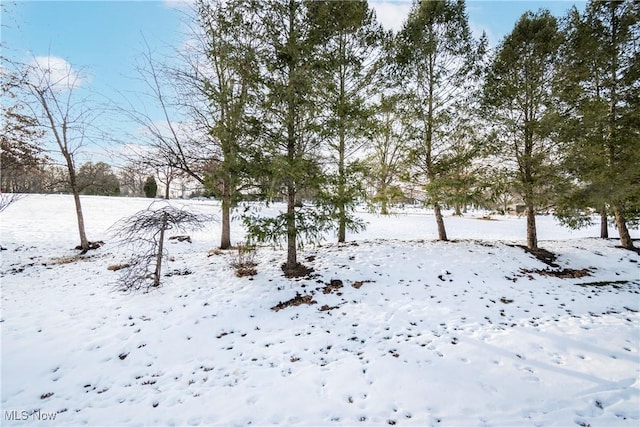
[607,3,629,250]
[380,199,389,215]
[154,215,167,287]
[338,194,346,242]
[220,182,231,250]
[72,191,89,250]
[67,160,89,251]
[283,0,298,273]
[286,184,297,270]
[379,179,389,215]
[337,40,347,243]
[36,89,90,251]
[434,203,448,241]
[613,205,634,249]
[526,203,538,251]
[425,49,447,242]
[164,180,171,199]
[337,130,346,241]
[600,205,609,239]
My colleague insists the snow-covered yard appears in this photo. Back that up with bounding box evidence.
[1,195,638,426]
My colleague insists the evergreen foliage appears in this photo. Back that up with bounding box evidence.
[243,0,325,275]
[555,0,639,248]
[143,176,158,198]
[396,0,486,241]
[483,10,562,250]
[194,0,262,249]
[7,0,639,268]
[307,0,385,242]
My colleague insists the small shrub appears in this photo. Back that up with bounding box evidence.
[231,243,258,277]
[143,176,157,198]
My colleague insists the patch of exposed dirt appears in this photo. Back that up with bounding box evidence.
[576,280,632,288]
[207,248,224,257]
[282,263,314,278]
[75,241,104,254]
[48,254,100,266]
[510,244,558,267]
[107,263,131,271]
[235,265,258,277]
[271,293,316,312]
[169,235,191,243]
[323,279,343,294]
[352,280,375,289]
[165,269,193,277]
[521,268,592,279]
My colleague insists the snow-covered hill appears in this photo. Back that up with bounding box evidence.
[1,195,638,426]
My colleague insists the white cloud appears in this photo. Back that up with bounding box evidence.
[29,56,89,91]
[369,0,412,33]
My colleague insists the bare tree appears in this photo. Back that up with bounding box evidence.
[117,40,210,214]
[118,161,149,197]
[364,93,412,215]
[20,56,100,252]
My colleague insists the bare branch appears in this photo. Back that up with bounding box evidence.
[108,203,213,292]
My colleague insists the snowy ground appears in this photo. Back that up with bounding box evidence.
[1,194,639,426]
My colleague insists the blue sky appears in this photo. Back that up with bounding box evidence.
[2,0,585,163]
[3,1,181,104]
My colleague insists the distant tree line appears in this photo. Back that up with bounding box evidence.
[2,0,638,260]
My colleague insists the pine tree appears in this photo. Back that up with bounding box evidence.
[555,1,639,249]
[143,176,158,198]
[483,10,562,251]
[193,0,261,249]
[396,0,485,241]
[245,0,326,276]
[307,0,384,242]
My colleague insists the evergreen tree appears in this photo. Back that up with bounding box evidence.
[483,10,562,251]
[307,0,384,242]
[555,1,639,249]
[192,0,261,249]
[245,0,326,276]
[143,176,158,198]
[396,0,485,241]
